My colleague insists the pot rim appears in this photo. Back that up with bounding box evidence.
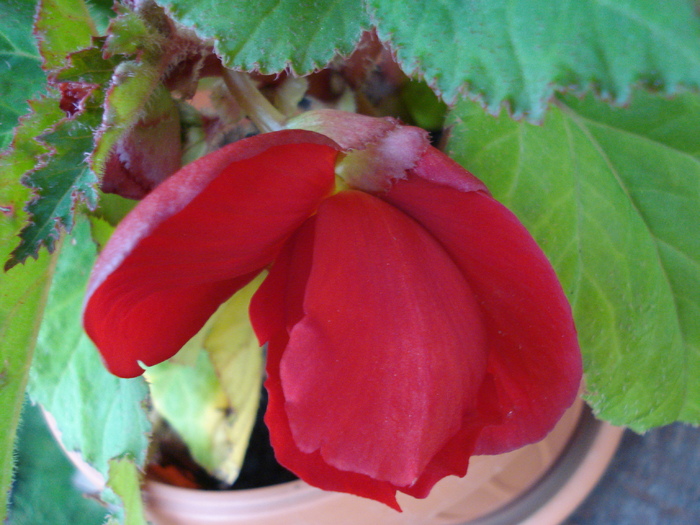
[463,406,624,525]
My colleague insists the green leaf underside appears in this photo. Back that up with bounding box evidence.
[447,90,700,431]
[0,1,45,150]
[27,219,150,477]
[370,0,700,121]
[153,0,369,74]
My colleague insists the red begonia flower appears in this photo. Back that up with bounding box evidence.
[83,112,581,510]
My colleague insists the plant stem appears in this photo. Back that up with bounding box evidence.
[221,70,286,133]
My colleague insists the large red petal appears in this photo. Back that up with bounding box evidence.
[251,226,403,510]
[84,130,338,378]
[255,191,489,500]
[383,147,582,454]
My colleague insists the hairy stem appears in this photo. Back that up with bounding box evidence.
[221,70,286,133]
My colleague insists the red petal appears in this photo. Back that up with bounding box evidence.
[253,191,489,503]
[383,147,582,454]
[84,130,338,378]
[252,229,403,510]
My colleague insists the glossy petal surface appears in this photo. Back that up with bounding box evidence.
[84,131,338,377]
[384,147,582,454]
[252,190,489,504]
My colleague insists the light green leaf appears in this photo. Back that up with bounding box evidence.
[153,0,369,74]
[148,350,237,483]
[27,218,151,477]
[370,0,700,121]
[0,1,45,150]
[446,90,700,431]
[34,0,97,72]
[206,273,266,477]
[105,458,148,525]
[147,275,265,484]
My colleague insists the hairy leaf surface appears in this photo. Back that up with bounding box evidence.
[447,90,700,430]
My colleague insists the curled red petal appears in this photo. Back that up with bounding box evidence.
[383,147,582,454]
[253,191,489,505]
[84,130,338,378]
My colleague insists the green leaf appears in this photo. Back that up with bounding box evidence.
[1,0,104,150]
[8,401,108,525]
[0,91,62,521]
[105,458,148,525]
[34,0,98,72]
[153,0,369,73]
[400,80,448,131]
[0,1,46,150]
[0,257,53,522]
[147,275,265,484]
[92,192,138,227]
[370,0,700,121]
[86,0,118,34]
[92,7,177,176]
[0,91,65,208]
[4,46,122,268]
[0,250,53,523]
[6,3,211,267]
[27,218,151,477]
[103,6,152,56]
[93,71,178,177]
[446,90,700,431]
[54,40,122,85]
[6,90,102,268]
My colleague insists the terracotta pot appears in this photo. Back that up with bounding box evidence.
[47,398,623,525]
[143,398,622,525]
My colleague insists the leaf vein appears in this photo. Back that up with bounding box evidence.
[562,102,689,416]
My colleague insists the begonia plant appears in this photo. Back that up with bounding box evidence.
[2,0,700,522]
[82,110,581,507]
